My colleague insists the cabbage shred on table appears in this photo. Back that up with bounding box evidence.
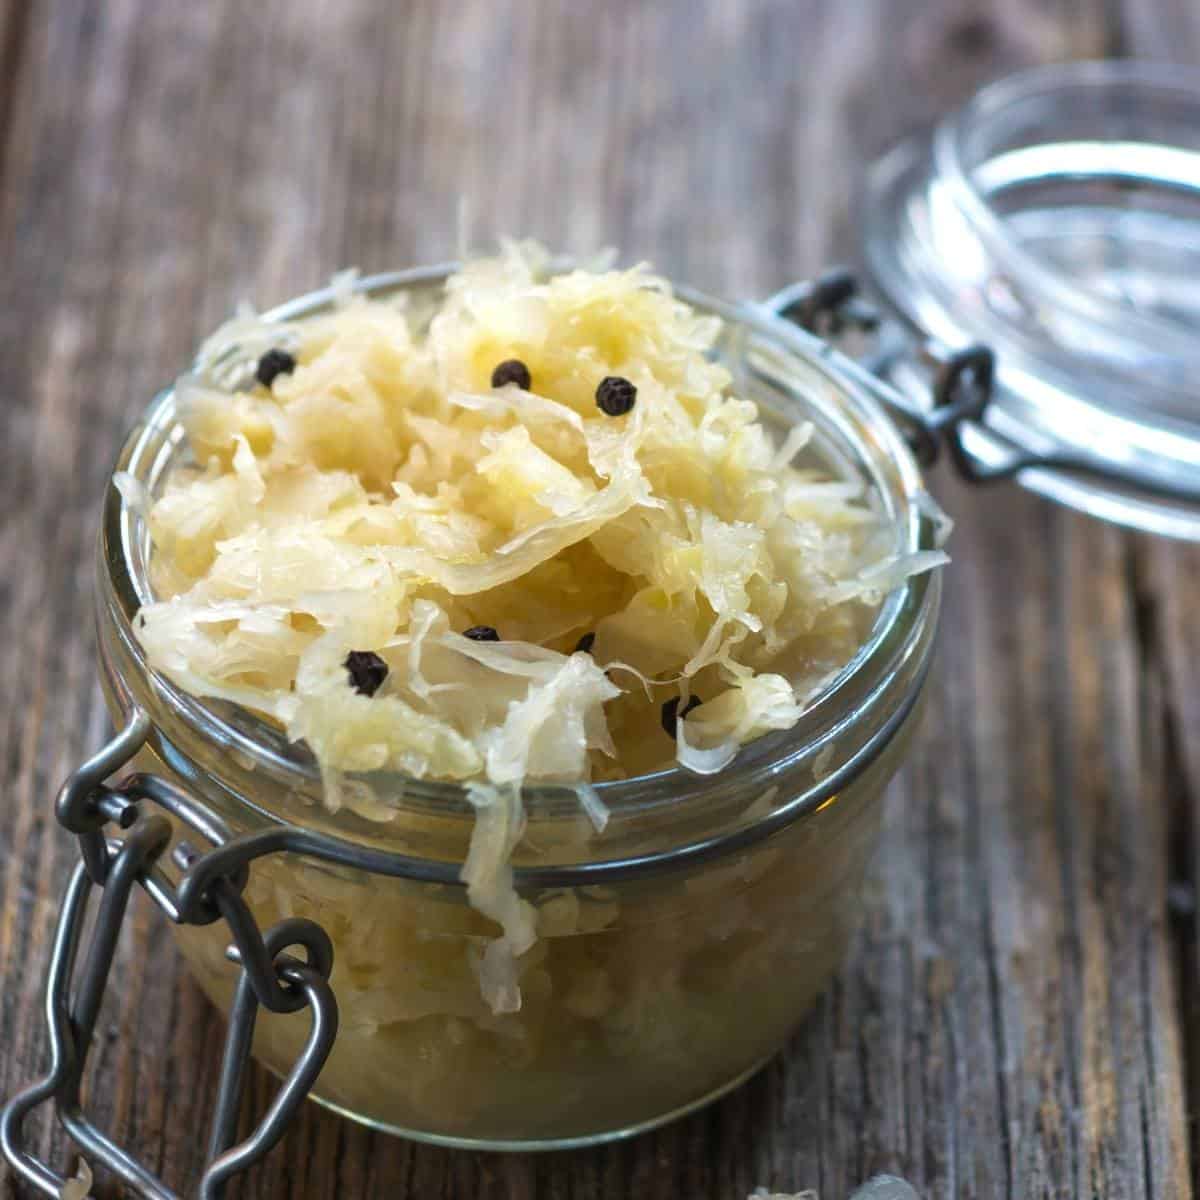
[127,242,944,1012]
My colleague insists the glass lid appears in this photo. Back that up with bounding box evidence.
[863,59,1200,540]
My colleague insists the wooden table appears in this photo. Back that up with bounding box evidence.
[2,3,1198,1197]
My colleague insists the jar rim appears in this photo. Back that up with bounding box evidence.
[935,58,1200,380]
[97,264,940,870]
[863,59,1200,541]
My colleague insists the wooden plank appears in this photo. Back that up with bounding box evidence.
[0,0,32,189]
[1093,13,1200,1200]
[1117,2,1200,59]
[0,1,1194,1198]
[1145,531,1200,1200]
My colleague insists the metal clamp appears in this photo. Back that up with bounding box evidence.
[0,710,340,1200]
[765,268,1200,508]
[767,268,881,339]
[764,268,1002,475]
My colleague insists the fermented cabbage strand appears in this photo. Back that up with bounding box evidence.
[130,243,945,1011]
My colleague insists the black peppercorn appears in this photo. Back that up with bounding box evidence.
[573,632,596,655]
[661,694,702,737]
[463,625,501,642]
[595,375,637,416]
[256,348,297,388]
[344,650,388,697]
[491,359,532,390]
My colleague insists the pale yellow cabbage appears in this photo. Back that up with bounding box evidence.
[133,244,940,794]
[129,245,944,1014]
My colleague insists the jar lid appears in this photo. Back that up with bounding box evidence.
[862,60,1200,539]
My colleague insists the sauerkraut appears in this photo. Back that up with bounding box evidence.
[105,248,945,1145]
[58,1160,92,1200]
[168,724,904,1143]
[130,245,944,1020]
[134,243,941,794]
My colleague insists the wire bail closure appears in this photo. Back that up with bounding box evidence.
[764,268,1004,476]
[765,267,1200,505]
[0,710,340,1200]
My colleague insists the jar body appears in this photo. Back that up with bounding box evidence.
[92,263,943,1149]
[118,716,913,1148]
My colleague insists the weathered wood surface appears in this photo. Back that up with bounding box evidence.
[1,2,1198,1197]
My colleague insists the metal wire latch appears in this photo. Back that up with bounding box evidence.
[0,710,340,1200]
[765,268,1200,503]
[763,268,1004,476]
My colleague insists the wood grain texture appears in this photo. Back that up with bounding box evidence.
[0,1,1197,1197]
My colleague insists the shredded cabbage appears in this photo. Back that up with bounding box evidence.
[58,1160,93,1200]
[461,782,537,1014]
[134,244,945,1011]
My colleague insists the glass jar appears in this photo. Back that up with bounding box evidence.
[85,267,941,1153]
[10,61,1200,1200]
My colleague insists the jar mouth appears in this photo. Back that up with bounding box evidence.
[98,264,939,856]
[863,59,1200,541]
[935,59,1200,423]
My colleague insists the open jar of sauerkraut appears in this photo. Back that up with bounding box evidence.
[109,263,944,1143]
[2,259,958,1197]
[9,61,1200,1200]
[13,241,1172,1194]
